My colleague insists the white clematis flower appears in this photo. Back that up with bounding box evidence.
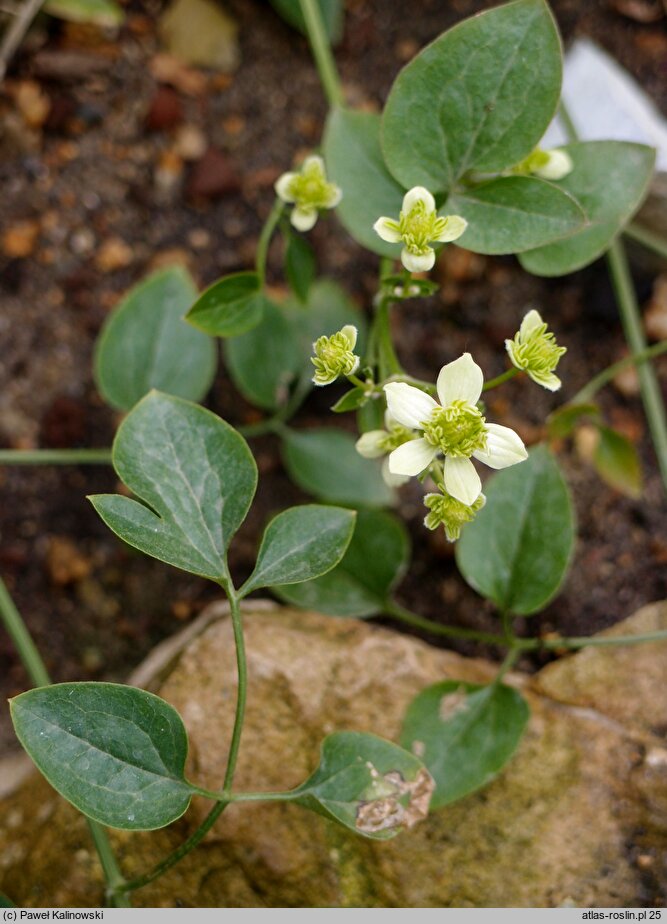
[383,353,528,505]
[505,309,566,391]
[355,410,415,487]
[373,187,467,273]
[275,155,342,231]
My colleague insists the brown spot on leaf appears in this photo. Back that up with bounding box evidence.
[355,768,434,834]
[439,686,469,721]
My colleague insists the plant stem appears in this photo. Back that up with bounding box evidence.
[624,222,667,262]
[0,449,112,465]
[483,367,520,392]
[0,574,129,907]
[494,645,521,683]
[255,198,284,287]
[572,339,667,404]
[385,600,510,647]
[117,585,250,897]
[298,0,343,108]
[375,298,403,379]
[607,239,667,491]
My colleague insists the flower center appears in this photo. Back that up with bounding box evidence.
[514,325,566,375]
[424,490,486,541]
[379,424,415,452]
[289,165,336,210]
[399,201,446,255]
[421,401,488,458]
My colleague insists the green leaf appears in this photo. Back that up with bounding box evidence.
[592,425,642,499]
[381,0,562,191]
[10,683,194,830]
[519,141,656,276]
[282,428,393,508]
[0,893,15,908]
[186,272,264,337]
[269,0,343,44]
[357,395,387,433]
[400,681,529,808]
[331,387,367,413]
[455,444,575,616]
[44,0,123,26]
[324,108,405,257]
[89,392,257,581]
[94,267,217,413]
[225,298,303,411]
[290,731,433,840]
[240,505,355,597]
[446,176,585,255]
[285,232,316,303]
[547,402,600,439]
[275,509,410,617]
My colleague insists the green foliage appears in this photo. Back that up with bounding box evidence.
[290,731,431,840]
[89,392,257,581]
[593,425,642,499]
[331,386,367,413]
[269,0,343,44]
[519,142,656,275]
[10,684,193,830]
[275,509,410,616]
[44,0,123,26]
[456,445,575,616]
[239,505,355,597]
[381,0,562,191]
[186,272,265,337]
[94,267,216,412]
[447,176,585,254]
[285,232,316,302]
[547,402,600,439]
[401,681,529,808]
[324,108,405,257]
[0,893,15,907]
[282,427,393,508]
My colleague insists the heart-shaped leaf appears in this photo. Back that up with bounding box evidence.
[225,298,303,411]
[275,509,410,617]
[324,108,405,257]
[456,444,575,616]
[186,271,265,337]
[90,392,257,581]
[94,266,217,412]
[282,427,393,508]
[446,176,585,254]
[290,731,433,840]
[400,681,529,808]
[382,0,562,191]
[10,683,195,830]
[519,141,655,275]
[239,505,355,597]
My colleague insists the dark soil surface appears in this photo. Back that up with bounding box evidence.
[1,0,667,759]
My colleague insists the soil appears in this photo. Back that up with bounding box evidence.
[1,0,667,760]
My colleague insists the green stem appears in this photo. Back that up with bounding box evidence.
[255,198,284,287]
[385,600,510,647]
[0,574,129,907]
[0,449,112,465]
[494,645,521,683]
[624,222,667,262]
[606,239,667,491]
[298,0,344,108]
[117,585,249,897]
[375,298,403,379]
[483,367,520,392]
[572,339,667,404]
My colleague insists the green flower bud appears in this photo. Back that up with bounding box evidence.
[423,490,486,542]
[275,155,342,231]
[311,325,359,386]
[506,310,566,392]
[510,147,573,181]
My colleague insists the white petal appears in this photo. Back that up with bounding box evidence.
[473,423,528,470]
[327,184,342,208]
[382,456,410,487]
[291,207,318,232]
[444,455,482,505]
[355,430,387,459]
[387,438,437,477]
[373,217,402,243]
[534,149,573,180]
[402,186,435,214]
[275,172,297,202]
[384,382,438,429]
[302,155,325,175]
[519,309,543,339]
[529,370,561,392]
[436,353,483,407]
[341,325,357,349]
[434,214,468,243]
[401,247,435,273]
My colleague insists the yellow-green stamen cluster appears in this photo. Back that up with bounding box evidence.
[511,149,552,176]
[286,160,339,212]
[386,200,449,257]
[421,401,488,458]
[378,423,415,453]
[506,310,566,391]
[311,326,359,386]
[423,491,486,541]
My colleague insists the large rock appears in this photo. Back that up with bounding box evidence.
[1,601,666,907]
